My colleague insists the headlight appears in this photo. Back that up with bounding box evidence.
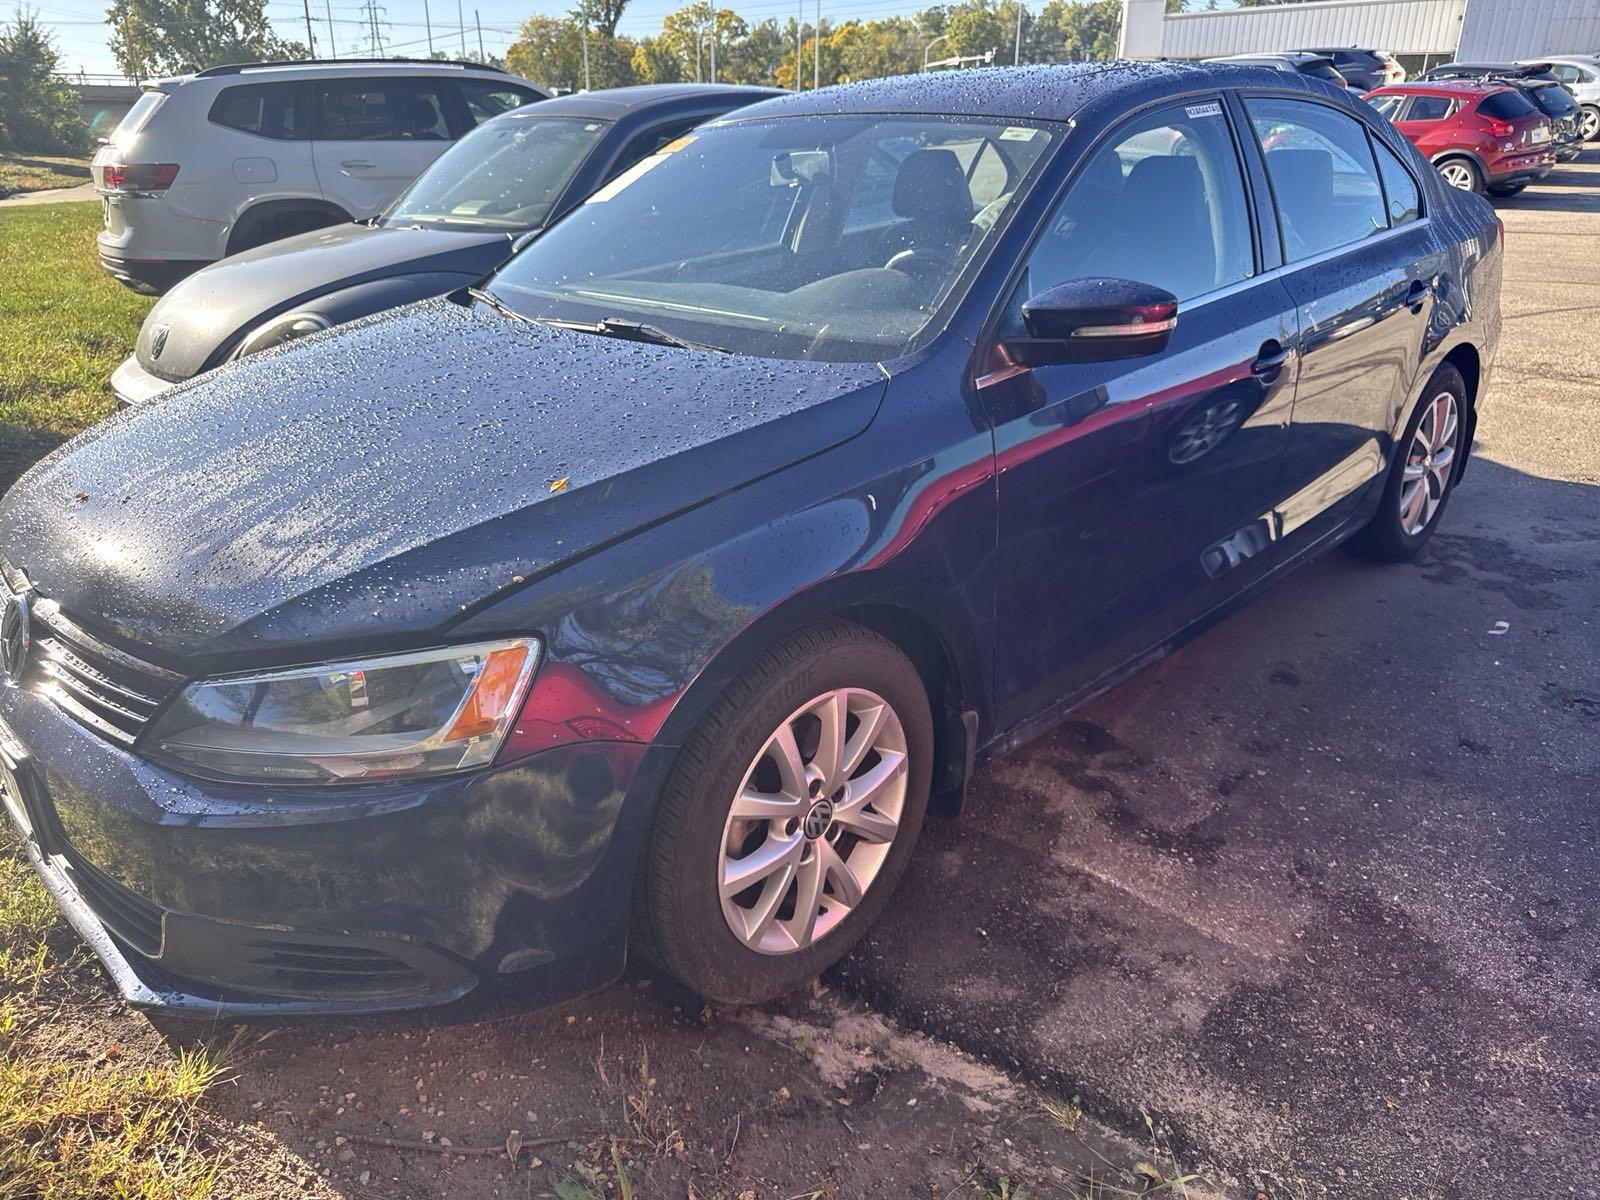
[145,639,540,784]
[232,311,331,359]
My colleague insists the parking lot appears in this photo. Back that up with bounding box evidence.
[2,151,1597,1200]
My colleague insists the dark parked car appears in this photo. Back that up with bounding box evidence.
[0,63,1501,1017]
[1515,78,1586,160]
[1366,81,1555,195]
[1206,52,1359,95]
[111,83,781,406]
[1298,47,1405,91]
[1422,61,1562,86]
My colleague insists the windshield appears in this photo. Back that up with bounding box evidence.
[487,114,1056,363]
[384,114,610,232]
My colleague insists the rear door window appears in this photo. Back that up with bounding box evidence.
[1248,97,1389,261]
[317,81,452,140]
[210,83,306,139]
[1372,138,1421,226]
[1405,96,1456,121]
[1366,94,1406,120]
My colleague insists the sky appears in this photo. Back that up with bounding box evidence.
[37,0,956,78]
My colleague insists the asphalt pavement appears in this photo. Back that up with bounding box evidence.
[835,150,1600,1198]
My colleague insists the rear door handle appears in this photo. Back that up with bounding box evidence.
[340,159,375,170]
[1405,280,1432,310]
[1251,341,1292,379]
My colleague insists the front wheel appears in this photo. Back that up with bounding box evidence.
[1349,364,1467,562]
[635,621,933,1004]
[1436,158,1483,193]
[1581,106,1599,142]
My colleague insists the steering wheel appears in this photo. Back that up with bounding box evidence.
[884,247,948,281]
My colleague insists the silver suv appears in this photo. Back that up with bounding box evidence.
[92,58,547,293]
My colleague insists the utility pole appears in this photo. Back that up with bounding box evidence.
[301,0,317,55]
[458,0,466,57]
[709,14,716,83]
[324,0,337,56]
[582,19,591,88]
[813,0,819,89]
[794,0,802,90]
[423,0,433,55]
[1013,1,1022,65]
[475,8,484,61]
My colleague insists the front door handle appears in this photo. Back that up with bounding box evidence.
[1405,279,1433,311]
[1251,341,1292,380]
[340,159,375,170]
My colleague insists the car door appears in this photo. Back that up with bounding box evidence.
[979,97,1301,728]
[1242,94,1443,542]
[311,78,457,218]
[1389,93,1458,159]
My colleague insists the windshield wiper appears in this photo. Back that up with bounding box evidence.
[466,286,538,326]
[536,315,729,354]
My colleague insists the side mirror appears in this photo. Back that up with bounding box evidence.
[1006,278,1178,367]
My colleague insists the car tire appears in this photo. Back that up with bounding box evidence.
[1349,363,1467,563]
[1581,106,1599,142]
[1435,158,1482,194]
[228,207,342,255]
[634,620,933,1005]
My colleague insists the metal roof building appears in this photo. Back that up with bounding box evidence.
[1120,0,1600,64]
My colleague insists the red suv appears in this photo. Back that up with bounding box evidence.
[1365,81,1555,197]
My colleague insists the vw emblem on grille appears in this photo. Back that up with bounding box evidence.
[0,588,30,683]
[803,797,835,841]
[149,324,170,360]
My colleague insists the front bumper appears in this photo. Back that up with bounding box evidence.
[0,677,655,1018]
[110,354,180,408]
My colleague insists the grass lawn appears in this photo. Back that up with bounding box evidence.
[0,201,150,495]
[0,155,91,200]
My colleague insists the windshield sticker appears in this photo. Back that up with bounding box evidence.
[999,126,1038,141]
[586,153,671,203]
[1185,102,1223,118]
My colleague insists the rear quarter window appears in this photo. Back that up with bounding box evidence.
[115,90,167,136]
[1478,91,1537,120]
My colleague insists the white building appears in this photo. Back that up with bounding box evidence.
[1120,0,1600,65]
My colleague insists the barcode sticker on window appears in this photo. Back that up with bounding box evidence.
[1186,102,1223,118]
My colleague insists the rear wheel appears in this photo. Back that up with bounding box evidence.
[227,206,343,256]
[1349,363,1466,563]
[635,621,932,1004]
[1581,106,1599,142]
[1436,158,1482,194]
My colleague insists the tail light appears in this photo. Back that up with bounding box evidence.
[101,163,180,193]
[1482,118,1515,138]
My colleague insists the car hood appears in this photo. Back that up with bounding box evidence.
[136,222,513,382]
[1,299,887,664]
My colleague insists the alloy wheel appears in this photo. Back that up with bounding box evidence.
[1400,391,1458,536]
[1582,108,1600,141]
[717,688,908,955]
[1438,161,1476,191]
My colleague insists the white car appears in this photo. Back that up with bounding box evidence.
[1518,55,1600,140]
[92,58,548,294]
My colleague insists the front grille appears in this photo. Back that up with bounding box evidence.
[28,601,180,746]
[56,848,165,956]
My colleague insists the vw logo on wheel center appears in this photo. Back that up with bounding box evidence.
[0,587,30,683]
[802,797,835,841]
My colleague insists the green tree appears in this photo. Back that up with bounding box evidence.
[830,15,920,81]
[0,9,88,153]
[1035,0,1120,61]
[630,34,683,84]
[571,0,628,38]
[105,0,305,78]
[505,13,636,90]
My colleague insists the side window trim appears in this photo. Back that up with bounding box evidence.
[975,90,1266,372]
[1366,126,1426,224]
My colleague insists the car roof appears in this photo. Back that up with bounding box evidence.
[1219,51,1329,65]
[1521,54,1598,66]
[1301,47,1381,56]
[162,58,519,87]
[513,83,785,121]
[715,61,1332,125]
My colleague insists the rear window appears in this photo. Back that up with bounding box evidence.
[1532,86,1578,115]
[1304,62,1346,83]
[459,81,542,126]
[209,83,306,139]
[1478,91,1537,120]
[115,90,167,136]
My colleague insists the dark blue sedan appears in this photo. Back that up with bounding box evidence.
[0,62,1500,1016]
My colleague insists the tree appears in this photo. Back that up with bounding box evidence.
[1036,0,1120,62]
[505,13,636,91]
[572,0,629,38]
[829,15,921,81]
[105,0,305,78]
[0,9,88,153]
[630,35,683,84]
